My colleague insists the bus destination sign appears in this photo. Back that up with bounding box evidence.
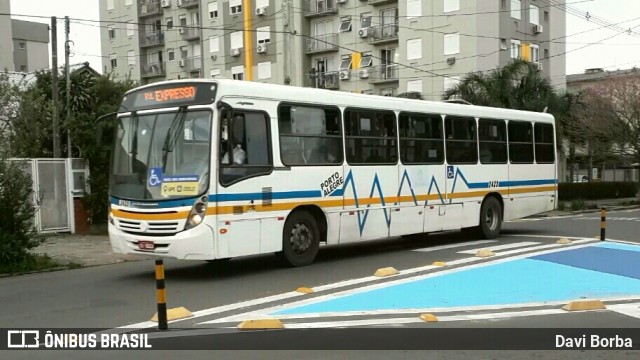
[120,82,217,111]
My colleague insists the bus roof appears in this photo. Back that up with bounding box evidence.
[125,78,555,123]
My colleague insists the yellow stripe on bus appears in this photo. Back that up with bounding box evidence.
[111,209,189,221]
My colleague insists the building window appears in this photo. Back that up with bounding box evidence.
[544,11,549,22]
[229,0,242,15]
[445,116,477,164]
[508,121,534,163]
[443,0,459,13]
[231,31,243,49]
[127,50,136,66]
[478,119,507,164]
[500,38,508,50]
[361,13,372,29]
[443,76,460,92]
[530,44,540,63]
[339,55,352,71]
[501,0,506,9]
[168,49,175,61]
[543,48,549,59]
[406,79,422,93]
[208,2,218,19]
[530,5,540,26]
[406,38,422,60]
[359,53,373,67]
[256,26,270,44]
[443,32,460,55]
[166,17,173,30]
[110,54,117,69]
[209,36,219,52]
[126,22,134,37]
[340,17,352,32]
[18,42,26,49]
[107,0,114,11]
[345,108,397,164]
[258,62,271,80]
[231,65,244,80]
[399,112,443,164]
[535,123,555,164]
[407,0,422,19]
[511,0,521,20]
[210,68,220,78]
[278,104,343,166]
[108,25,115,40]
[510,39,521,59]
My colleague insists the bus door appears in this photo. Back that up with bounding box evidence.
[339,109,398,242]
[214,102,279,259]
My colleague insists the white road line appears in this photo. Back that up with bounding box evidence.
[506,234,583,239]
[412,240,497,252]
[458,241,540,254]
[608,303,640,320]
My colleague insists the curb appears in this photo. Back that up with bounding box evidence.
[0,265,80,278]
[529,204,640,218]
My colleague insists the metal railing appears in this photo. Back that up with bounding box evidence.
[368,0,397,6]
[305,33,339,54]
[183,56,202,72]
[139,1,163,17]
[368,64,399,83]
[304,0,338,17]
[317,71,340,89]
[177,0,199,8]
[368,24,399,44]
[140,31,165,47]
[141,62,166,77]
[179,26,200,40]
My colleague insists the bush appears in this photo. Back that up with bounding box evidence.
[558,182,639,201]
[0,158,42,268]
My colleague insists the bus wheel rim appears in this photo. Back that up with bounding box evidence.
[485,207,497,230]
[290,222,312,254]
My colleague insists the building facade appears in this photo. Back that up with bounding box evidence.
[0,0,50,73]
[100,0,566,98]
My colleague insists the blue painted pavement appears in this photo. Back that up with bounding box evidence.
[273,242,640,315]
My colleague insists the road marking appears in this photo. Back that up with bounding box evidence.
[412,240,497,252]
[458,241,540,254]
[608,302,640,320]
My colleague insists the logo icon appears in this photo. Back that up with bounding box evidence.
[447,165,455,179]
[7,330,39,348]
[148,167,163,187]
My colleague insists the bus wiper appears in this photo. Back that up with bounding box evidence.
[161,107,187,172]
[130,111,139,171]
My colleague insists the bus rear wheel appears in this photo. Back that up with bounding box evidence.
[479,196,502,239]
[278,211,320,267]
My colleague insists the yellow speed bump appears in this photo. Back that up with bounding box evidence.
[432,261,447,267]
[562,300,606,312]
[237,319,285,331]
[475,249,495,258]
[296,287,314,294]
[151,306,193,322]
[556,237,572,244]
[374,267,399,277]
[419,313,438,322]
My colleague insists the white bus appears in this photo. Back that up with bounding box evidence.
[108,79,557,266]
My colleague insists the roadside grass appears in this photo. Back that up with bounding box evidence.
[0,254,82,276]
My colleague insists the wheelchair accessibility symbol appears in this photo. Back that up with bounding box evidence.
[148,167,163,187]
[447,165,455,179]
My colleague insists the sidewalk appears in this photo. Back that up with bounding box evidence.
[540,197,640,217]
[29,198,639,269]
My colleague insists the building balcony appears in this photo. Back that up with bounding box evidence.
[139,1,163,17]
[305,34,338,54]
[140,31,164,47]
[177,0,198,8]
[368,0,397,6]
[316,71,340,89]
[141,62,166,78]
[368,24,398,45]
[179,26,200,41]
[367,64,399,84]
[180,56,201,72]
[304,0,338,17]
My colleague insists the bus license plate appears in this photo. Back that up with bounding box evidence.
[138,241,155,250]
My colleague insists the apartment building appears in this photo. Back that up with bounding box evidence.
[100,0,566,99]
[0,0,50,73]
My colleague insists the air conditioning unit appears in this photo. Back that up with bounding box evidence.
[178,27,185,34]
[358,68,369,79]
[230,48,241,57]
[533,24,543,34]
[160,0,170,8]
[178,59,185,67]
[339,70,350,80]
[210,54,217,60]
[358,28,369,38]
[446,57,456,65]
[533,62,543,71]
[256,7,266,16]
[257,43,267,54]
[176,0,183,7]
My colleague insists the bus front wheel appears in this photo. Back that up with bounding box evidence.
[278,211,320,267]
[479,197,502,239]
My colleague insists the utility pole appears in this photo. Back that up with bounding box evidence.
[65,16,72,158]
[51,16,60,158]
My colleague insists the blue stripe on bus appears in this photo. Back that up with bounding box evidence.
[209,190,323,202]
[110,196,196,208]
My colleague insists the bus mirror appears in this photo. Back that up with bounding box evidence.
[95,111,117,123]
[217,100,233,111]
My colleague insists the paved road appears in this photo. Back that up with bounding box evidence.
[2,208,639,358]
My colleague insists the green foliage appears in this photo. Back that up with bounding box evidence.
[558,182,639,201]
[0,156,42,269]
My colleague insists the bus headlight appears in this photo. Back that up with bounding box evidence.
[185,195,208,230]
[108,210,114,225]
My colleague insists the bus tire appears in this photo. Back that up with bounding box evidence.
[479,196,502,239]
[278,211,320,267]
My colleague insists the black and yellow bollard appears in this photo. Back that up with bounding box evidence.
[600,207,606,241]
[155,259,168,330]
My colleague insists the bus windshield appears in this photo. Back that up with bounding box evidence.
[110,110,212,201]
